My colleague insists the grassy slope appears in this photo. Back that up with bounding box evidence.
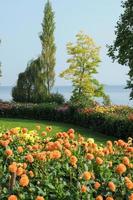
[0,118,115,144]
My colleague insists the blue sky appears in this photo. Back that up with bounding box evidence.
[0,0,128,86]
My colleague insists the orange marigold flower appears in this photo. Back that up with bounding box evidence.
[108,181,116,192]
[17,146,24,153]
[5,149,13,156]
[32,144,39,150]
[46,126,52,132]
[125,179,133,190]
[122,156,130,166]
[62,132,68,137]
[23,163,27,169]
[96,195,103,200]
[36,196,45,200]
[57,138,64,144]
[70,155,78,166]
[103,148,109,155]
[125,176,130,182]
[106,197,114,200]
[2,133,9,139]
[9,163,17,173]
[96,157,103,165]
[68,128,75,134]
[54,141,62,150]
[10,128,18,135]
[0,139,10,147]
[36,152,46,161]
[127,147,133,153]
[106,141,113,147]
[86,153,94,160]
[92,143,97,149]
[16,167,24,176]
[81,185,87,193]
[69,132,75,140]
[46,142,54,151]
[25,154,34,163]
[64,141,71,149]
[41,131,47,137]
[50,150,61,159]
[114,141,118,146]
[94,182,101,190]
[22,128,28,134]
[64,149,72,157]
[116,163,126,175]
[128,193,133,200]
[117,139,125,147]
[83,171,91,181]
[56,132,63,138]
[29,170,34,177]
[19,174,29,187]
[8,195,17,200]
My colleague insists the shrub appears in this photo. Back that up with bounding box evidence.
[0,127,132,199]
[0,103,133,139]
[45,93,65,105]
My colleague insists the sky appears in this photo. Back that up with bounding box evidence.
[0,0,129,86]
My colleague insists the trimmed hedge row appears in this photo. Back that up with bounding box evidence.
[0,103,133,139]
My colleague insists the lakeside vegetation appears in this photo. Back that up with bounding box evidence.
[0,0,133,199]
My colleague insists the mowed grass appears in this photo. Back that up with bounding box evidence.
[0,118,115,144]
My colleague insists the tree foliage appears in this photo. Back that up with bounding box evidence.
[107,0,133,99]
[12,58,47,103]
[12,0,56,103]
[40,0,56,95]
[60,32,107,107]
[0,40,2,78]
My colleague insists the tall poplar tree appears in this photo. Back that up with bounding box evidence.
[108,0,133,99]
[40,0,56,95]
[12,0,56,103]
[0,40,2,78]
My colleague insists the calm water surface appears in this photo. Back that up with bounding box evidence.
[0,85,132,106]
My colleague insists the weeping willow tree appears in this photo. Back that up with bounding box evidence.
[12,57,47,103]
[40,0,56,95]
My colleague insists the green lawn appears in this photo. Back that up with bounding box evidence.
[0,118,115,144]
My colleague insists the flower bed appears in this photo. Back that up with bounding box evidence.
[0,126,133,199]
[0,103,133,139]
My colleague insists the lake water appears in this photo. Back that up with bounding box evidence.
[0,85,133,106]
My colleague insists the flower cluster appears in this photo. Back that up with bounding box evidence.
[82,105,133,116]
[0,126,132,199]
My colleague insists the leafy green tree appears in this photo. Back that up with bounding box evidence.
[12,58,47,103]
[60,32,107,107]
[40,0,56,95]
[107,0,133,99]
[12,0,56,103]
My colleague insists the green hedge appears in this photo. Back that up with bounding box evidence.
[0,103,133,139]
